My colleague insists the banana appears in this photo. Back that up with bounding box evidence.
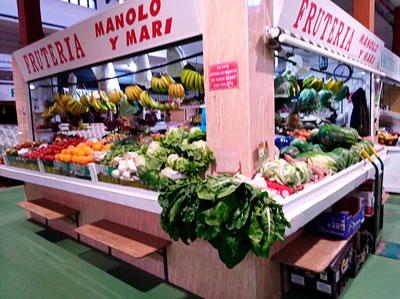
[92,98,102,113]
[161,74,170,89]
[97,100,109,114]
[139,91,152,110]
[108,101,117,114]
[168,83,185,98]
[147,95,159,109]
[118,90,124,99]
[125,86,137,101]
[199,75,204,94]
[195,73,200,92]
[168,84,175,98]
[67,98,76,109]
[80,94,91,107]
[181,69,189,86]
[188,71,196,91]
[99,90,109,102]
[161,73,175,89]
[133,86,142,99]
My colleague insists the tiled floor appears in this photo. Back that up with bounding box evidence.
[0,186,198,299]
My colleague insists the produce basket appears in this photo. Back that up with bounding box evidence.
[6,154,40,171]
[95,164,156,191]
[51,160,91,180]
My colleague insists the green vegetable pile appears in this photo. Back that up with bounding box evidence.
[137,127,215,186]
[158,175,291,269]
[293,125,375,173]
[101,139,141,166]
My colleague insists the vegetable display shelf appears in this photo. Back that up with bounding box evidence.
[0,149,389,237]
[277,148,389,237]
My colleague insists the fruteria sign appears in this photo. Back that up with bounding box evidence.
[13,0,202,82]
[276,0,384,70]
[381,47,400,82]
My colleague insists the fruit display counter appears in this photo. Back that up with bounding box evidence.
[0,147,389,237]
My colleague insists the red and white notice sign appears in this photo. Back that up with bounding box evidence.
[276,0,384,70]
[13,0,202,82]
[209,61,238,90]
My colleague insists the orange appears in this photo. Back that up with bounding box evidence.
[55,154,61,160]
[86,156,94,164]
[71,147,79,156]
[92,142,102,151]
[64,154,71,163]
[61,149,67,155]
[77,142,86,149]
[82,156,89,165]
[71,155,77,164]
[86,140,94,147]
[77,156,86,165]
[75,149,84,156]
[83,146,93,156]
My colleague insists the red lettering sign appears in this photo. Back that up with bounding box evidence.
[209,62,238,91]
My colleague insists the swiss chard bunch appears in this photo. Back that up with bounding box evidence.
[158,174,291,269]
[158,177,203,244]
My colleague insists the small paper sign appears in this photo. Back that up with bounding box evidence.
[209,61,239,90]
[213,149,240,173]
[258,141,269,168]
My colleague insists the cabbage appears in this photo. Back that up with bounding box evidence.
[181,140,215,164]
[167,154,189,173]
[145,141,169,171]
[293,161,312,183]
[163,127,188,150]
[260,159,302,187]
[187,127,206,143]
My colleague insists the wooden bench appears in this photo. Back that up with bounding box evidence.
[75,219,171,281]
[17,198,80,228]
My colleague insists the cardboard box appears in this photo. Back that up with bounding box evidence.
[306,197,365,239]
[356,180,375,215]
[349,231,372,278]
[289,242,353,298]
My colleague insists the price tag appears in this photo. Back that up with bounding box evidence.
[213,149,240,173]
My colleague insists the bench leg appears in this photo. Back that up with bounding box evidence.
[45,218,48,227]
[75,215,80,241]
[163,247,169,282]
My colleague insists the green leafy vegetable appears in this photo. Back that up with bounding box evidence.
[158,175,291,269]
[187,127,206,143]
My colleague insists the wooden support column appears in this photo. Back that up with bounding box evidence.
[12,0,45,142]
[353,0,376,138]
[353,0,375,31]
[16,0,45,47]
[394,7,400,56]
[12,57,32,142]
[202,0,275,178]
